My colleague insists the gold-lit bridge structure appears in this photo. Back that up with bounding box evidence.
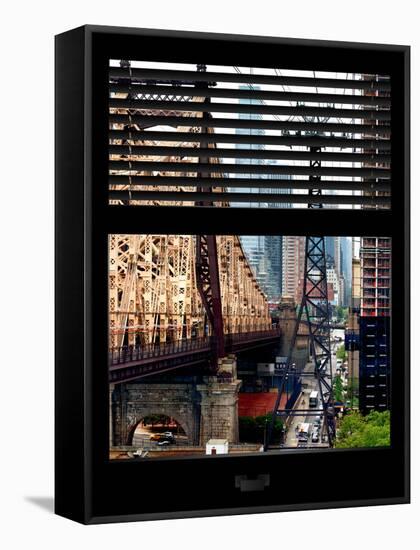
[108,234,280,384]
[107,63,292,384]
[109,84,228,207]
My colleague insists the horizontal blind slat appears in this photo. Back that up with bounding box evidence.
[109,83,391,107]
[109,98,391,120]
[109,160,390,177]
[109,67,390,91]
[109,190,391,206]
[109,129,391,150]
[109,144,391,163]
[108,114,391,136]
[109,175,391,192]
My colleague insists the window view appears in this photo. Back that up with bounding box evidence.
[109,234,391,459]
[108,60,391,210]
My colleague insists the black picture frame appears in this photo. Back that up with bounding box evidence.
[55,25,410,524]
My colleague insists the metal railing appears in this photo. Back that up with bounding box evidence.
[109,328,282,366]
[109,336,212,366]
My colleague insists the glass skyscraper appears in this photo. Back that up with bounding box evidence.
[229,85,265,208]
[233,85,290,300]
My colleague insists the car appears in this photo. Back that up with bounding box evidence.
[314,415,322,427]
[152,434,176,444]
[157,440,170,446]
[311,429,320,443]
[150,432,175,442]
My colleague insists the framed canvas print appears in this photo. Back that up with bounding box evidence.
[55,25,410,524]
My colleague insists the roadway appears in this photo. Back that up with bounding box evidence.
[132,425,189,450]
[279,331,344,449]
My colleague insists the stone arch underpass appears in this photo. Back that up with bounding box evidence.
[110,375,241,449]
[111,383,201,446]
[129,413,188,446]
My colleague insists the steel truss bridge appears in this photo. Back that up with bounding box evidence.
[109,234,280,384]
[109,329,282,383]
[108,63,284,386]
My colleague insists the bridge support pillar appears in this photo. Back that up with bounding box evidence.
[112,383,130,446]
[278,297,309,370]
[197,356,241,445]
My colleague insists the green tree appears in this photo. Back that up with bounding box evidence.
[336,344,347,362]
[239,413,283,444]
[333,375,344,403]
[345,378,359,408]
[335,306,349,323]
[335,410,390,448]
[238,416,257,442]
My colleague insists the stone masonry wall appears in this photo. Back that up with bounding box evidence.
[111,359,242,447]
[196,379,241,445]
[112,383,201,446]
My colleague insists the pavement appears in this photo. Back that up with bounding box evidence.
[280,335,343,449]
[132,425,188,451]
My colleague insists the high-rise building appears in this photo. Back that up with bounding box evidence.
[234,85,290,300]
[358,237,391,414]
[356,76,391,415]
[264,236,282,300]
[327,268,340,305]
[340,237,352,306]
[240,235,283,302]
[231,85,292,207]
[264,159,292,209]
[334,237,341,278]
[240,235,265,276]
[346,256,361,406]
[325,237,335,268]
[323,237,351,307]
[282,236,305,303]
[339,275,346,307]
[230,85,265,208]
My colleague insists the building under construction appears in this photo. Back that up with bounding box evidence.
[358,237,391,414]
[356,75,391,415]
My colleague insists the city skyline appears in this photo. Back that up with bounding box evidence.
[240,235,353,307]
[108,233,391,461]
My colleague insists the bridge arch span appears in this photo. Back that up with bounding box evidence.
[112,383,200,446]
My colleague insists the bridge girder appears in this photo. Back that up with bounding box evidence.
[108,90,228,207]
[195,235,225,362]
[108,65,272,366]
[109,234,272,351]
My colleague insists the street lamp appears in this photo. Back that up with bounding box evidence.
[263,416,269,449]
[291,363,297,394]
